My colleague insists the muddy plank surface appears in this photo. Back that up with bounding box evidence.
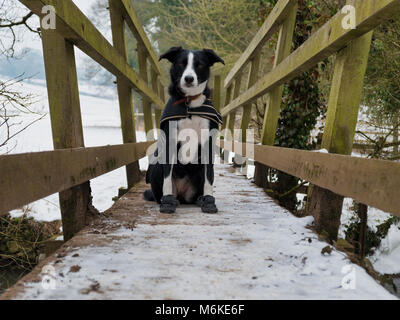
[1,165,396,300]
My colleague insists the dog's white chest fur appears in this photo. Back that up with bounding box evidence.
[177,115,210,145]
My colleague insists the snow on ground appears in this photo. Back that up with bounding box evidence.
[1,76,148,222]
[8,165,396,300]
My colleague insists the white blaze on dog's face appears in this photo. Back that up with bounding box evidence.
[179,52,207,96]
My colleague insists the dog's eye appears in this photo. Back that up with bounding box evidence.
[197,63,205,69]
[177,63,185,68]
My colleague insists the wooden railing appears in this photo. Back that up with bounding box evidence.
[219,0,400,240]
[0,0,164,240]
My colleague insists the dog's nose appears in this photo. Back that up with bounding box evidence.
[184,76,194,84]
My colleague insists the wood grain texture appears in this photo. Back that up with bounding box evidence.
[240,53,261,143]
[307,31,373,239]
[109,0,141,187]
[220,141,400,217]
[41,28,91,240]
[138,46,155,138]
[0,142,154,216]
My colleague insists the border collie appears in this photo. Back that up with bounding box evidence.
[143,47,225,214]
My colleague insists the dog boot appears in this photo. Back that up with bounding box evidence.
[160,195,179,213]
[197,195,218,214]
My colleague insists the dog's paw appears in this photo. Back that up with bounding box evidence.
[197,195,218,214]
[160,195,179,214]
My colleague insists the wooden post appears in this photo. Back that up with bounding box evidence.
[227,75,242,165]
[236,53,261,169]
[138,46,154,139]
[109,0,141,189]
[221,85,233,162]
[213,74,222,112]
[254,3,297,187]
[41,29,93,241]
[227,75,242,134]
[240,53,261,144]
[150,68,161,130]
[155,79,165,129]
[221,85,233,130]
[307,32,373,240]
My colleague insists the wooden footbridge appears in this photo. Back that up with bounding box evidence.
[1,0,400,299]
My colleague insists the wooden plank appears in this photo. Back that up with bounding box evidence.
[239,53,261,143]
[235,54,261,170]
[138,46,154,138]
[155,78,165,129]
[118,0,165,85]
[221,0,400,116]
[227,75,242,133]
[220,141,400,217]
[307,31,373,239]
[109,0,141,188]
[221,85,233,130]
[254,3,297,187]
[41,28,90,241]
[226,76,242,163]
[19,0,163,109]
[213,74,222,112]
[220,84,233,161]
[321,32,373,155]
[0,142,154,217]
[224,0,297,88]
[151,68,161,130]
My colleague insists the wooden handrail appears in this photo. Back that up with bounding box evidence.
[0,142,154,217]
[221,0,400,117]
[20,0,164,109]
[220,141,400,217]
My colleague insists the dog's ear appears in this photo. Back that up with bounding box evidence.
[159,46,183,63]
[202,49,225,66]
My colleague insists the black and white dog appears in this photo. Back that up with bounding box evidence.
[143,47,225,214]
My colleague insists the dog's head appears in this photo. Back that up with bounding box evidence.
[159,47,225,96]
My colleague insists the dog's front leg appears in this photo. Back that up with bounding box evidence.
[198,163,218,213]
[160,162,179,213]
[160,121,179,213]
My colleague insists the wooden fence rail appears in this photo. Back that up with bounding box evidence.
[220,141,400,218]
[0,0,165,240]
[0,142,153,217]
[219,0,400,240]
